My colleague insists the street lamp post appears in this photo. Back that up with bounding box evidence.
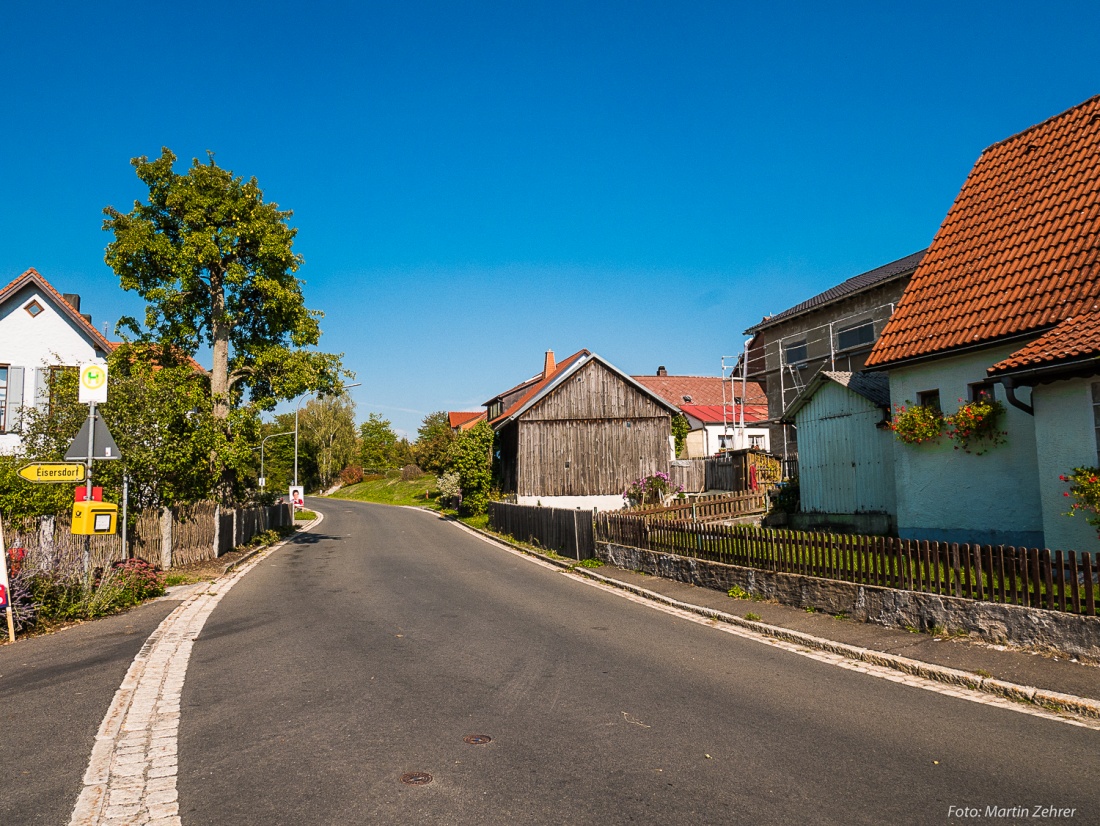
[294,383,361,488]
[258,431,293,489]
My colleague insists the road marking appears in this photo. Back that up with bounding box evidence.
[69,514,323,826]
[448,518,1100,731]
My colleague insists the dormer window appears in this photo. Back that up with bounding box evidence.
[24,300,43,317]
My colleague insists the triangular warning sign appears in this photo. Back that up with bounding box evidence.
[64,414,122,461]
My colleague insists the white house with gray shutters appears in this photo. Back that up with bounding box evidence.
[0,268,114,453]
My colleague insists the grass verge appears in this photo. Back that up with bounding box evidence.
[328,471,441,508]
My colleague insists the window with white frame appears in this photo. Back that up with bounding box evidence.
[749,434,765,449]
[0,366,7,431]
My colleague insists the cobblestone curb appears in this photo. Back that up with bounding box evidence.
[452,520,1100,724]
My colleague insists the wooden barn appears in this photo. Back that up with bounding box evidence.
[486,350,679,509]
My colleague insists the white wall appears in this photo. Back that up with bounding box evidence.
[1033,378,1100,556]
[889,345,1043,547]
[0,285,107,453]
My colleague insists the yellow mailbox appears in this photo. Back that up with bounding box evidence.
[72,501,118,535]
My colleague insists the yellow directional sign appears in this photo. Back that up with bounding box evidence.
[17,463,87,484]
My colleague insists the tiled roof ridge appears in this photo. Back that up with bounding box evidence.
[981,93,1100,155]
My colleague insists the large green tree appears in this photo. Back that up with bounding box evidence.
[413,411,454,474]
[14,345,255,513]
[299,394,358,491]
[103,148,348,421]
[359,413,398,470]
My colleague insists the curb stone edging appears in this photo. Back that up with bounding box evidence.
[454,520,1100,723]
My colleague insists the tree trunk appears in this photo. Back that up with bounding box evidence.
[210,275,231,421]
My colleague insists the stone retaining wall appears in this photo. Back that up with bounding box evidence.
[598,542,1100,662]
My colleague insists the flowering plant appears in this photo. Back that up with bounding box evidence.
[946,394,1007,454]
[1061,467,1100,536]
[623,471,684,506]
[888,401,943,445]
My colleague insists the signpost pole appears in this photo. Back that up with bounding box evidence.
[83,401,96,578]
[0,512,15,643]
[122,474,130,559]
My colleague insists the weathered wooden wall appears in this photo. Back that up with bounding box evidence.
[511,357,670,496]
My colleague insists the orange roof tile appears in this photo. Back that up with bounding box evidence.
[632,374,766,407]
[989,310,1100,374]
[448,410,486,430]
[866,95,1100,369]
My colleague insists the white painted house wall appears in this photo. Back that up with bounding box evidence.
[1032,378,1100,556]
[681,414,769,457]
[888,344,1043,548]
[0,283,108,453]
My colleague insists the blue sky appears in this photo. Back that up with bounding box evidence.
[3,1,1099,437]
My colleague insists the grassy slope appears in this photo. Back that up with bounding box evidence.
[327,473,441,508]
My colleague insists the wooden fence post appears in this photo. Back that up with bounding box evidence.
[160,507,174,570]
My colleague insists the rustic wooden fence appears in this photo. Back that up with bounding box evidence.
[488,501,594,560]
[595,514,1100,616]
[670,460,706,493]
[625,490,769,523]
[5,503,292,572]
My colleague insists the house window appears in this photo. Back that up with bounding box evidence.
[968,380,996,402]
[24,300,43,318]
[917,389,941,414]
[0,366,7,431]
[784,339,808,368]
[749,434,765,449]
[836,320,875,351]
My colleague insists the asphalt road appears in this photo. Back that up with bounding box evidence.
[172,501,1097,825]
[0,596,180,825]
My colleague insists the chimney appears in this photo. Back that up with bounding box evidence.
[63,293,81,312]
[657,365,667,377]
[543,349,556,379]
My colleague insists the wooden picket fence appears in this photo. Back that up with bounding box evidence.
[488,501,594,560]
[595,514,1100,616]
[625,490,769,523]
[5,502,292,572]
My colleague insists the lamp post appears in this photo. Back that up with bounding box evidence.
[258,431,293,489]
[294,383,361,488]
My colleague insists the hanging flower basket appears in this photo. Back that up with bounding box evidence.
[888,402,944,445]
[946,395,1007,454]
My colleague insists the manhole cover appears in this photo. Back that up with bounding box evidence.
[464,734,492,745]
[401,772,433,785]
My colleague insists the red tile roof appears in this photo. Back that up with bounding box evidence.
[679,403,769,425]
[989,311,1100,374]
[0,268,116,353]
[448,411,486,430]
[632,374,766,407]
[866,95,1100,369]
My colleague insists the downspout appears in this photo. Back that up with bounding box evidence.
[999,377,1034,416]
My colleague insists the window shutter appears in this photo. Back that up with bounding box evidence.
[7,366,24,431]
[34,368,49,410]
